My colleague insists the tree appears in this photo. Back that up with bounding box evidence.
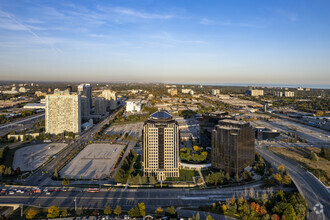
[104,206,112,215]
[193,145,199,151]
[166,206,176,216]
[320,146,325,157]
[62,178,70,186]
[47,206,60,218]
[92,209,100,216]
[128,207,140,218]
[206,215,215,220]
[196,212,200,220]
[277,164,285,174]
[155,208,164,216]
[271,214,280,220]
[310,151,319,161]
[138,202,146,217]
[61,209,68,217]
[26,208,39,219]
[114,205,122,216]
[149,176,157,184]
[235,173,239,183]
[281,175,292,185]
[54,169,59,179]
[282,204,296,220]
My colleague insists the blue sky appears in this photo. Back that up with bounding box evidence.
[0,0,329,85]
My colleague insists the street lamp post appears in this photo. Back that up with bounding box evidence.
[74,197,77,211]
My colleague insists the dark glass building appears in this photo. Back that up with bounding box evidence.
[211,119,255,175]
[199,111,231,148]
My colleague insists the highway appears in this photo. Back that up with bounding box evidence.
[24,106,124,186]
[257,144,330,220]
[0,184,272,212]
[0,113,45,136]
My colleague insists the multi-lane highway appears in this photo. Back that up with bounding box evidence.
[0,113,45,136]
[257,144,330,220]
[0,183,269,212]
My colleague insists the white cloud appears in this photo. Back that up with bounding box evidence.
[97,6,174,20]
[200,17,215,25]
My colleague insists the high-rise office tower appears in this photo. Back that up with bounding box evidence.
[199,112,231,147]
[94,97,107,115]
[101,90,117,110]
[211,119,255,175]
[142,111,180,181]
[81,96,90,120]
[45,90,81,135]
[78,83,92,108]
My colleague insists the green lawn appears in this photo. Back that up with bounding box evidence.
[166,169,199,182]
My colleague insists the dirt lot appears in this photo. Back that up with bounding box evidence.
[60,144,125,179]
[13,143,67,171]
[269,146,330,185]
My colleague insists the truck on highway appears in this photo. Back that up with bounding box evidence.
[33,188,41,193]
[87,188,100,193]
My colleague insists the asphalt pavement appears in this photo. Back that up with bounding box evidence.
[257,144,330,220]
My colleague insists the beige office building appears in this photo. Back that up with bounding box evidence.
[142,111,180,181]
[45,91,81,135]
[101,90,117,110]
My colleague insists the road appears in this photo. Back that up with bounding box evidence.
[0,184,272,212]
[24,106,124,186]
[0,113,45,136]
[257,144,330,220]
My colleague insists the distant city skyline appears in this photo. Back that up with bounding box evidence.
[0,0,330,85]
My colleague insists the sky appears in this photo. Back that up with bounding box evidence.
[0,0,329,85]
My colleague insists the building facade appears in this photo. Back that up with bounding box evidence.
[247,89,264,96]
[167,88,177,96]
[142,111,180,181]
[199,112,231,147]
[94,97,107,115]
[126,99,142,112]
[273,91,283,97]
[81,96,90,120]
[102,90,117,110]
[284,91,294,97]
[211,89,220,96]
[78,83,92,108]
[211,119,255,175]
[45,91,81,134]
[181,89,194,95]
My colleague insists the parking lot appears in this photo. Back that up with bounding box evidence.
[105,123,143,140]
[13,143,67,171]
[60,144,125,179]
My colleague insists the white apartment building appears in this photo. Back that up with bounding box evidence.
[273,91,283,97]
[181,89,194,95]
[45,91,81,135]
[284,91,295,97]
[126,100,142,112]
[211,89,220,96]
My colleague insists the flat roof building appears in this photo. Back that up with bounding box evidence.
[199,111,231,147]
[212,119,255,175]
[78,83,92,108]
[142,111,180,181]
[45,91,81,135]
